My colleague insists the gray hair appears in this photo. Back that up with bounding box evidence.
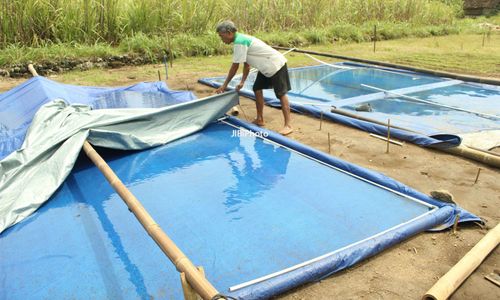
[216,20,237,33]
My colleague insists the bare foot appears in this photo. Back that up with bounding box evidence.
[252,119,265,126]
[279,125,293,136]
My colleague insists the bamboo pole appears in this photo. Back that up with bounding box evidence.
[329,108,500,168]
[443,145,500,168]
[28,64,38,76]
[82,141,219,300]
[422,223,500,300]
[330,107,417,132]
[369,133,403,146]
[27,64,220,300]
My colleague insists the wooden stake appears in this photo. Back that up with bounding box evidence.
[373,25,377,53]
[452,214,460,234]
[328,132,331,154]
[163,54,169,80]
[158,70,161,81]
[28,64,39,76]
[82,141,219,300]
[319,111,323,131]
[474,168,482,184]
[423,223,500,300]
[386,119,391,153]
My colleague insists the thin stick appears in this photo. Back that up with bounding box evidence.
[163,54,168,80]
[474,168,482,184]
[328,132,331,154]
[452,214,460,234]
[369,133,403,146]
[373,25,377,53]
[82,141,218,300]
[386,119,391,153]
[319,111,323,130]
[157,70,161,82]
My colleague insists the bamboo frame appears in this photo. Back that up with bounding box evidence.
[423,223,500,300]
[82,141,219,300]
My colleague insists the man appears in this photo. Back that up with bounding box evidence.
[215,20,293,136]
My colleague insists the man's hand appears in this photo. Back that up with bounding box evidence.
[215,86,226,94]
[236,82,244,92]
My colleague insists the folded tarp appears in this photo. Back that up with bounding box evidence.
[0,92,239,233]
[0,76,196,160]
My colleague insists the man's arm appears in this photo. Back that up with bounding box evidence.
[236,62,250,92]
[215,63,239,94]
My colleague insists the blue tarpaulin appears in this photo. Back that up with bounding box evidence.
[0,78,480,299]
[199,62,500,151]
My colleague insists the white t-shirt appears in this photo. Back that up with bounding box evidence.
[233,33,286,77]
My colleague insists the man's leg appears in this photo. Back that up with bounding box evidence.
[278,93,293,135]
[253,89,265,126]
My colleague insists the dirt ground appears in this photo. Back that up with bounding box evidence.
[1,65,499,300]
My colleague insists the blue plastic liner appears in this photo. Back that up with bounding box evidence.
[199,62,500,150]
[227,116,478,225]
[224,116,479,299]
[0,115,480,300]
[199,78,461,149]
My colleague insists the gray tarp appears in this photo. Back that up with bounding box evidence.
[0,92,239,233]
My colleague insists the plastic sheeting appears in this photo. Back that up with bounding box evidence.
[0,76,482,299]
[0,92,239,233]
[0,114,479,299]
[199,63,500,150]
[0,76,196,160]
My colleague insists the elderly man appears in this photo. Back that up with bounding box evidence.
[215,20,293,136]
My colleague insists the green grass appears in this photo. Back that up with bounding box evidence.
[2,17,496,68]
[307,34,500,77]
[1,0,465,48]
[46,33,499,89]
